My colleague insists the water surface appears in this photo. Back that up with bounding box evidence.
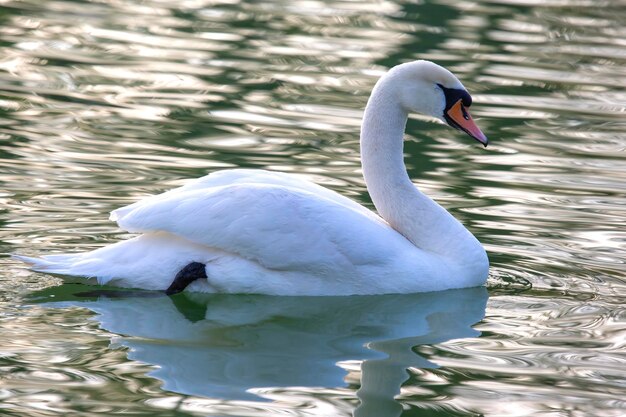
[1,0,625,416]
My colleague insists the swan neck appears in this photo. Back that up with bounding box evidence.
[359,79,473,257]
[360,88,410,189]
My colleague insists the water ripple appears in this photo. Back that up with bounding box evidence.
[1,0,625,416]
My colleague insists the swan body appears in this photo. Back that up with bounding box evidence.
[16,60,490,295]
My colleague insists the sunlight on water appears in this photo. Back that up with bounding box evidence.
[1,0,625,416]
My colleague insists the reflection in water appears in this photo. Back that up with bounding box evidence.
[32,286,488,416]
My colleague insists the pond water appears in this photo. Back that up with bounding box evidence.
[1,0,625,416]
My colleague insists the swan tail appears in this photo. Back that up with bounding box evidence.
[13,232,221,292]
[12,253,79,275]
[12,252,112,285]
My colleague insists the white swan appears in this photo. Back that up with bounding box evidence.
[16,60,489,296]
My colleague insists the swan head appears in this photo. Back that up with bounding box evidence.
[388,60,488,146]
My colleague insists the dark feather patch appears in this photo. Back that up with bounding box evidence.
[437,83,472,112]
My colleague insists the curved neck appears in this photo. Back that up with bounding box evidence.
[359,80,474,258]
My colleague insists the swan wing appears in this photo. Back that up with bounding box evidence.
[111,182,410,272]
[111,169,377,223]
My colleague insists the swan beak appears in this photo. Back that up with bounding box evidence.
[445,99,488,147]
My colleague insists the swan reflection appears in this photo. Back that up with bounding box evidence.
[32,285,488,416]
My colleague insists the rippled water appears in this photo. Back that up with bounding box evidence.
[1,0,625,416]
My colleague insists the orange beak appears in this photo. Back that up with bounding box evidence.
[445,99,488,147]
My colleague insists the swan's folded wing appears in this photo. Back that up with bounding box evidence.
[110,169,376,223]
[111,183,408,271]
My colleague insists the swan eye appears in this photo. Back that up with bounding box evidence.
[437,83,472,113]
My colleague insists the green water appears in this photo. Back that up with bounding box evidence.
[1,0,625,416]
